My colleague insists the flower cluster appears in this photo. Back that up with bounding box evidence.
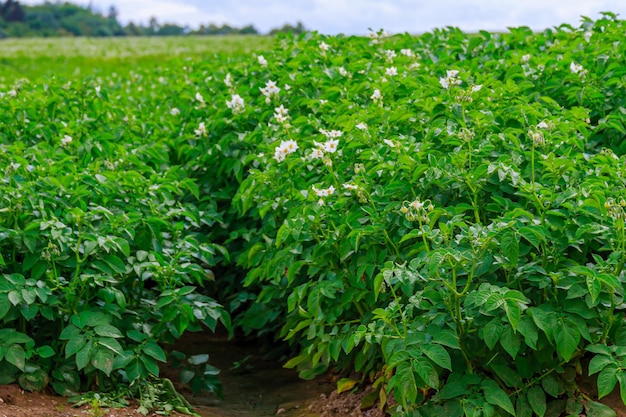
[224,73,233,87]
[226,94,245,113]
[439,70,462,89]
[195,122,207,137]
[605,198,626,221]
[529,129,546,146]
[273,139,298,162]
[260,80,280,103]
[312,184,336,205]
[401,198,434,223]
[274,104,289,124]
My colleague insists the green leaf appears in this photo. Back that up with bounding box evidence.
[337,377,358,394]
[76,342,92,370]
[0,297,11,320]
[504,300,521,331]
[516,317,538,350]
[396,361,418,409]
[36,345,55,359]
[93,324,123,338]
[500,326,521,359]
[482,379,515,416]
[65,336,86,357]
[597,365,618,399]
[516,392,532,417]
[432,329,460,349]
[140,354,160,376]
[142,342,167,362]
[527,386,547,417]
[586,274,601,305]
[5,344,26,371]
[554,319,580,361]
[501,230,519,265]
[97,337,123,355]
[589,354,613,375]
[484,318,503,350]
[585,401,617,417]
[92,350,114,376]
[414,358,439,389]
[541,374,563,397]
[421,344,452,371]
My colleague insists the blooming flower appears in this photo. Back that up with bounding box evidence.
[312,185,336,197]
[385,67,398,77]
[471,84,482,93]
[224,73,233,87]
[226,94,245,113]
[310,148,325,159]
[537,121,550,129]
[319,41,330,52]
[170,108,180,116]
[439,70,461,89]
[273,139,299,162]
[8,89,17,97]
[383,139,396,148]
[61,135,73,146]
[320,129,343,139]
[315,138,339,154]
[371,89,382,102]
[570,61,584,74]
[195,92,205,104]
[343,183,358,190]
[258,55,268,67]
[260,80,281,102]
[400,48,414,57]
[384,49,396,61]
[529,130,545,146]
[338,66,348,77]
[521,54,531,63]
[195,122,207,137]
[355,122,368,130]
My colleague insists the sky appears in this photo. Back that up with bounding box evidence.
[20,0,626,35]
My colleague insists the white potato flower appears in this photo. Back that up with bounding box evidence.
[385,67,398,77]
[570,61,584,74]
[226,94,245,113]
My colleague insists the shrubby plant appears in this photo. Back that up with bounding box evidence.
[228,13,626,416]
[4,13,626,417]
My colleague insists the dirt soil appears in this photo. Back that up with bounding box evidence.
[0,332,624,417]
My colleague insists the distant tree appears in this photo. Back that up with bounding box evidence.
[107,4,118,20]
[269,21,307,35]
[238,24,258,35]
[157,23,185,36]
[1,0,26,23]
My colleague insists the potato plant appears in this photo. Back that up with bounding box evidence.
[3,14,626,417]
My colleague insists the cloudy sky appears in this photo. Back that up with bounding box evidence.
[22,0,626,34]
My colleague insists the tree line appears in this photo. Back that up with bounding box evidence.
[0,0,307,38]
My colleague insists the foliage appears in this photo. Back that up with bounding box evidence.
[220,14,626,416]
[5,12,626,417]
[0,40,262,413]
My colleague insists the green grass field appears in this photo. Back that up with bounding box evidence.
[0,35,273,81]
